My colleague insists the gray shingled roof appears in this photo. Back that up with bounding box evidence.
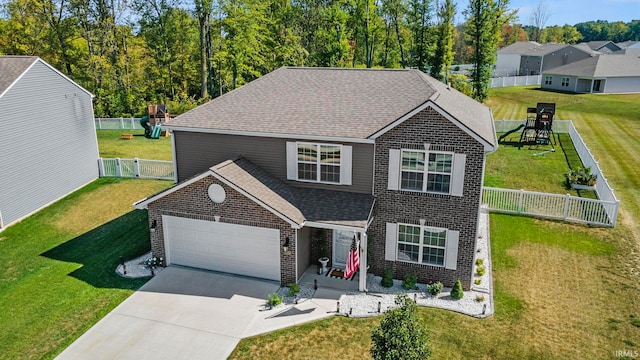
[497,41,568,56]
[168,67,496,147]
[544,54,640,78]
[211,158,375,228]
[0,56,38,96]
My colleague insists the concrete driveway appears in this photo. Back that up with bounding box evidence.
[56,266,342,359]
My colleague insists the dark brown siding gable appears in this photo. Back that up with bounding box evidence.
[174,131,374,194]
[369,106,485,290]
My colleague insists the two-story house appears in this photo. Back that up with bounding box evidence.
[134,67,497,291]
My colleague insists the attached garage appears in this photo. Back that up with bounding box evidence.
[162,215,281,282]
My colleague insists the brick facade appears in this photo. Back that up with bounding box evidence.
[369,107,485,290]
[147,175,297,286]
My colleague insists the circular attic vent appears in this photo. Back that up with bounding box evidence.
[208,183,226,204]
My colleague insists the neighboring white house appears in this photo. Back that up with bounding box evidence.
[541,54,640,94]
[0,56,99,229]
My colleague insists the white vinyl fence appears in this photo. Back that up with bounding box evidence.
[490,75,541,88]
[488,120,619,227]
[95,117,142,130]
[98,158,174,180]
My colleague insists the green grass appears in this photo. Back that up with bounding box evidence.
[97,130,173,160]
[231,87,640,359]
[0,178,171,359]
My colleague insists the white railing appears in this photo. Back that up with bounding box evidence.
[490,119,620,227]
[95,118,142,130]
[490,75,541,88]
[483,187,617,227]
[98,158,174,180]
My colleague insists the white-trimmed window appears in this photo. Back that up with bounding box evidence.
[545,76,552,85]
[385,223,459,269]
[286,142,352,185]
[388,149,465,196]
[561,77,570,87]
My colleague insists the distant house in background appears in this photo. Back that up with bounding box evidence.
[495,41,598,77]
[581,40,622,54]
[541,54,640,94]
[0,56,98,229]
[616,40,640,49]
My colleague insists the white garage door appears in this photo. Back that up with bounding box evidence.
[162,215,281,281]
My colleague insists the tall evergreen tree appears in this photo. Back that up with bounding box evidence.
[406,0,432,71]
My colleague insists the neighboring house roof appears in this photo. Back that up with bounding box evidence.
[616,40,640,49]
[0,55,93,98]
[167,67,496,149]
[0,56,38,97]
[496,41,567,56]
[614,48,640,56]
[136,157,376,230]
[544,54,640,78]
[581,40,621,53]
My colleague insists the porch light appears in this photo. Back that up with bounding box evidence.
[283,237,290,252]
[150,220,157,233]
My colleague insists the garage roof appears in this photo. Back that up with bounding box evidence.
[211,158,375,229]
[135,158,375,230]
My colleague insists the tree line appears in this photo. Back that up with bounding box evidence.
[0,0,636,117]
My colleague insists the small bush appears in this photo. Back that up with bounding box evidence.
[267,293,283,307]
[287,283,301,296]
[476,265,486,276]
[473,278,482,285]
[475,258,484,266]
[381,269,394,288]
[475,295,485,302]
[402,273,418,290]
[450,279,464,300]
[426,281,443,296]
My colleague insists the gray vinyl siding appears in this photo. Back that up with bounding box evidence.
[174,131,374,194]
[603,77,640,93]
[0,60,98,228]
[541,75,577,92]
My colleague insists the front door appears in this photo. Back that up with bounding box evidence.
[332,230,353,269]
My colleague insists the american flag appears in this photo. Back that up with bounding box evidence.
[344,235,360,279]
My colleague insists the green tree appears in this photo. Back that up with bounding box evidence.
[430,0,455,82]
[406,0,432,71]
[370,294,431,360]
[465,0,513,102]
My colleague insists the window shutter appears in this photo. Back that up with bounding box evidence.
[385,223,398,261]
[340,145,352,185]
[387,149,401,190]
[451,153,466,197]
[286,142,297,180]
[444,230,459,270]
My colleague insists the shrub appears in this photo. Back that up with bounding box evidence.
[402,273,418,290]
[450,279,464,300]
[474,279,482,285]
[287,283,301,296]
[267,293,283,307]
[566,167,597,186]
[370,294,431,360]
[475,258,484,266]
[426,281,443,296]
[381,269,394,288]
[475,295,485,302]
[476,265,486,276]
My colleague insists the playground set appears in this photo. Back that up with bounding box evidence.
[121,104,169,140]
[498,102,556,152]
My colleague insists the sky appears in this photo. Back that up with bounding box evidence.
[454,0,640,26]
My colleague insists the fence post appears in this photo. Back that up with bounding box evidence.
[134,158,140,177]
[97,118,102,129]
[115,158,122,177]
[98,158,104,177]
[563,193,570,221]
[518,189,524,213]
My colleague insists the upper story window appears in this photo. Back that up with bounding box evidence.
[562,77,570,87]
[545,76,552,85]
[388,148,465,196]
[287,142,352,185]
[297,143,341,183]
[401,151,453,193]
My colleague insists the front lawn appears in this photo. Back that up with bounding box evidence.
[0,178,171,359]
